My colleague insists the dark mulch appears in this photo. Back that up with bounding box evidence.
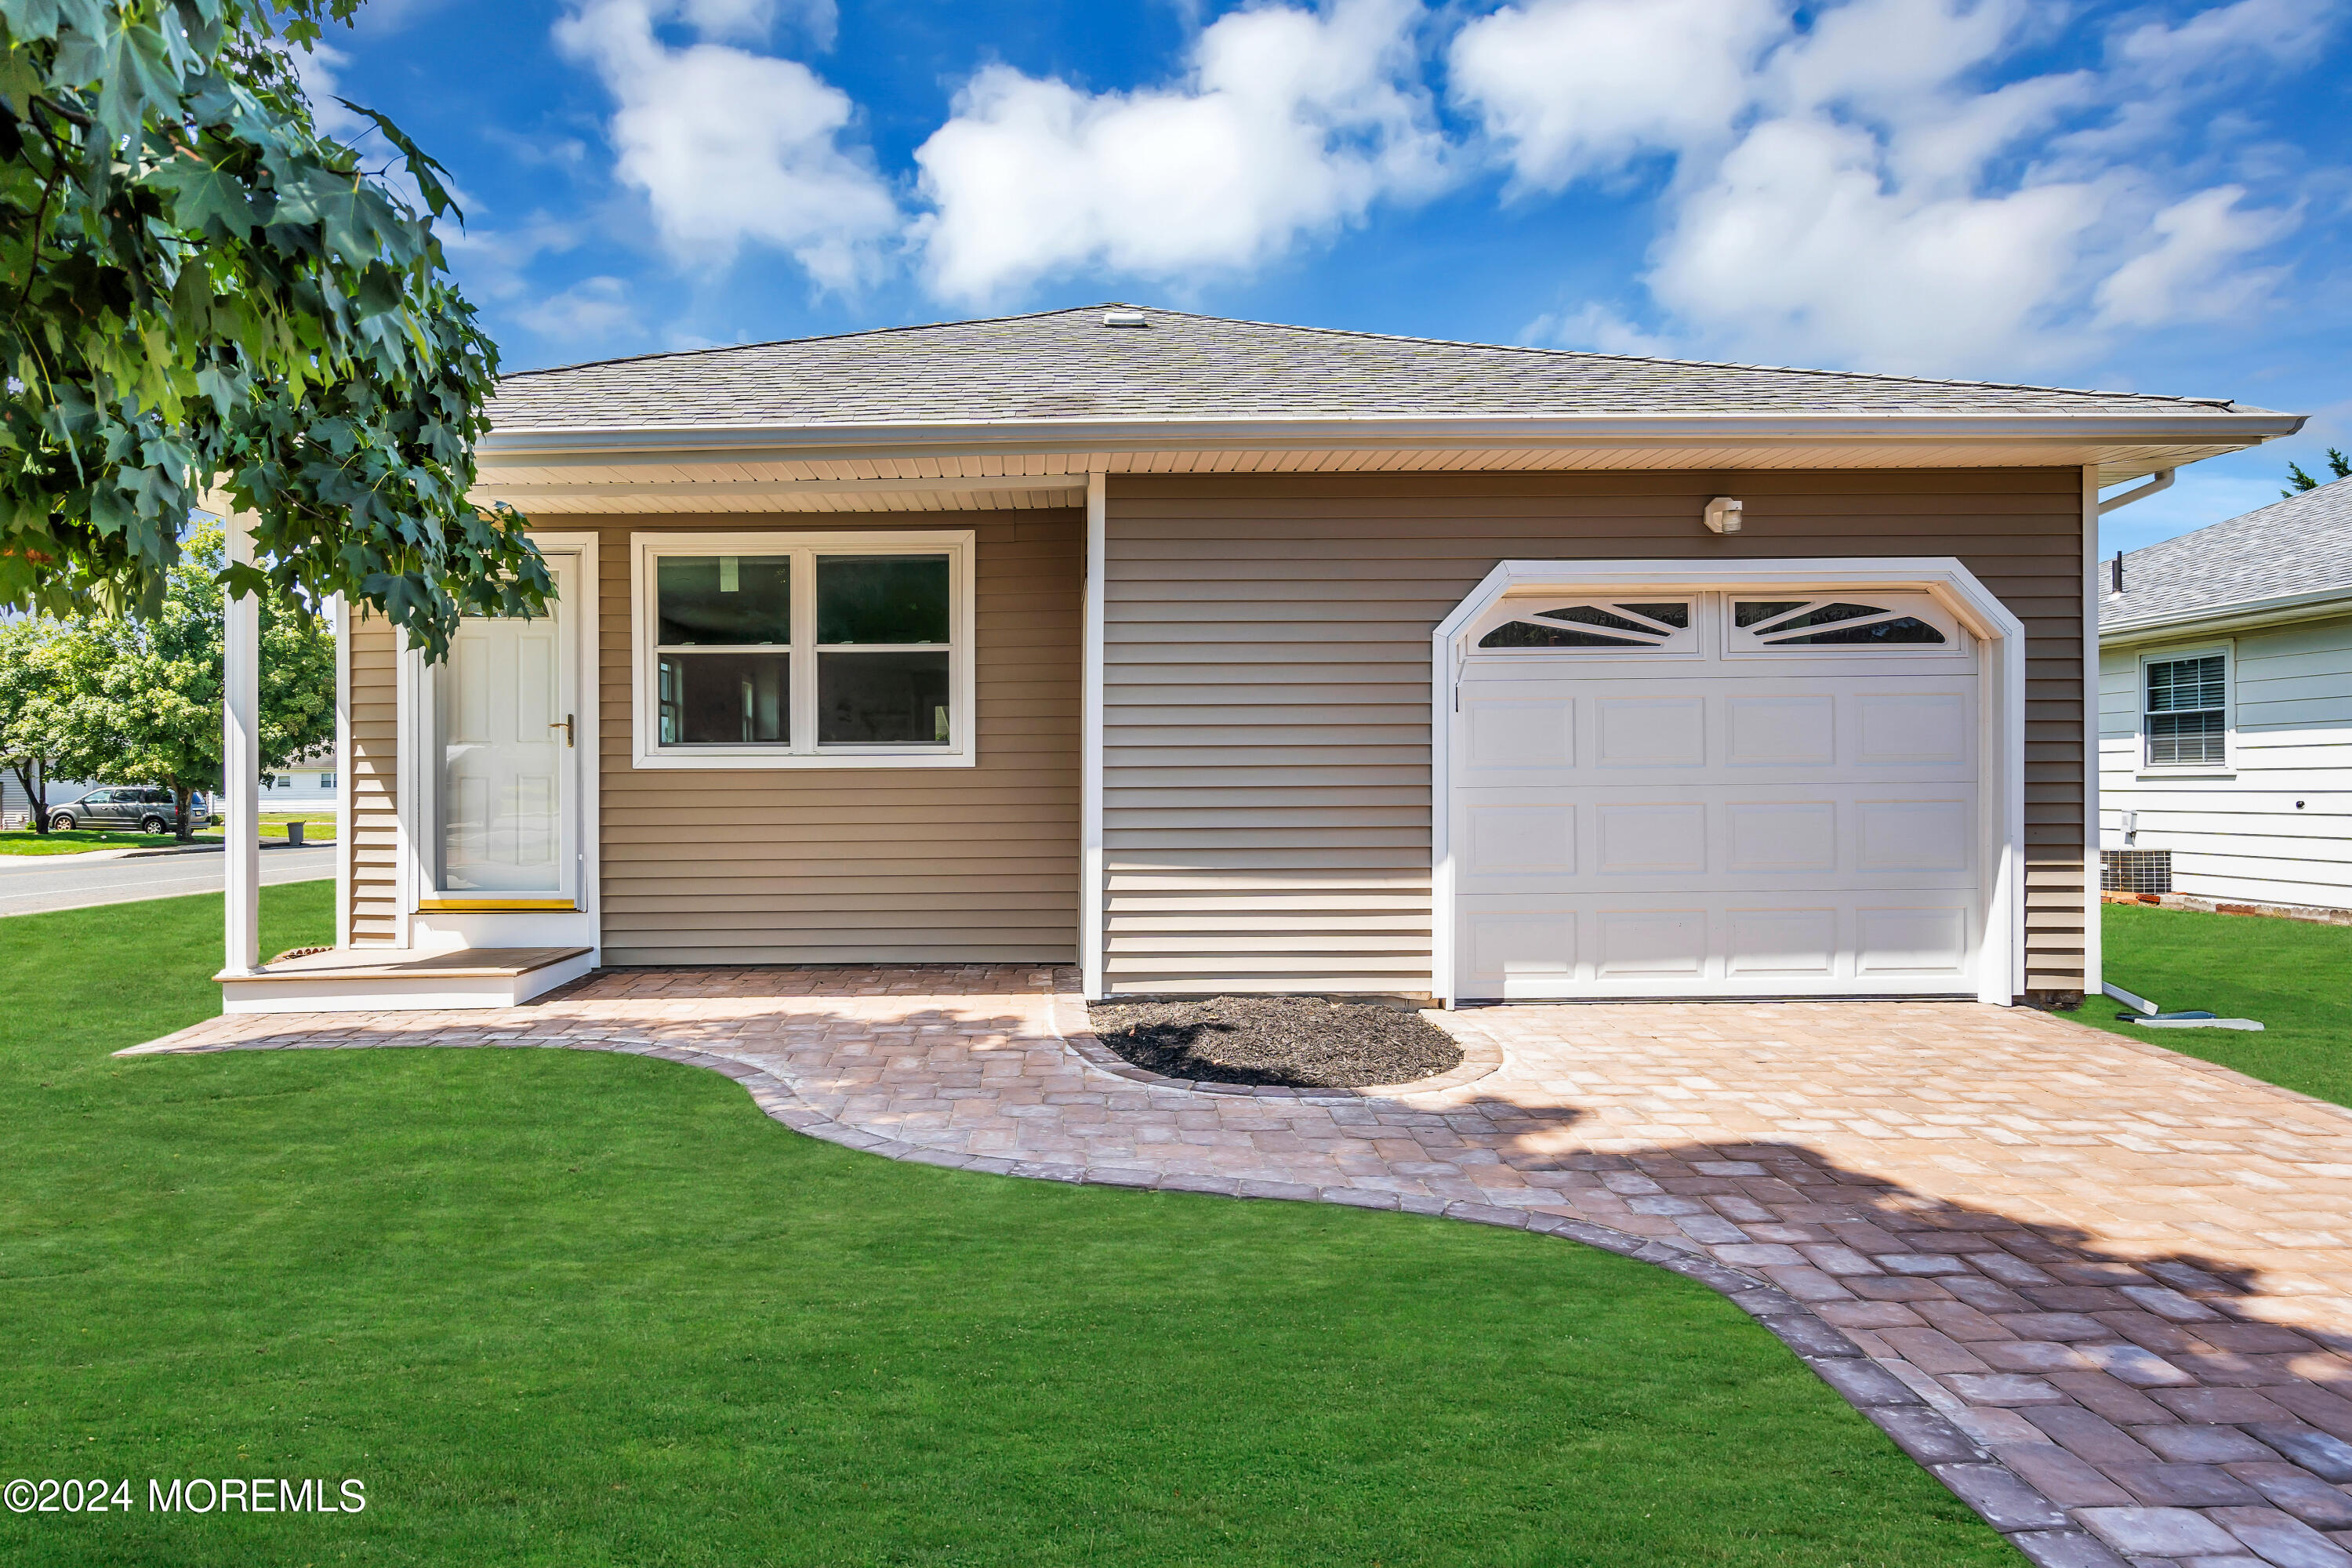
[1086,996,1463,1089]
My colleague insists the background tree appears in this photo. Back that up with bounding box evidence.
[0,612,67,831]
[2285,448,2350,495]
[0,0,546,658]
[47,522,333,837]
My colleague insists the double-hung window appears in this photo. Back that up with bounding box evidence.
[633,531,975,768]
[2143,652,2227,768]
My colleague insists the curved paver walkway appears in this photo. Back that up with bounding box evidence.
[124,965,2352,1568]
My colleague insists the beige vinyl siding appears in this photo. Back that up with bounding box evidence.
[591,509,1080,966]
[347,608,401,945]
[2099,613,2352,909]
[1102,469,2090,1000]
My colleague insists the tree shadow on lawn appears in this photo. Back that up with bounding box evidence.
[115,977,2352,1560]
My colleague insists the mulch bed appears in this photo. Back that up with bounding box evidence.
[1086,996,1462,1089]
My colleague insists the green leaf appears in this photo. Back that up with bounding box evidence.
[0,0,537,660]
[143,151,258,238]
[332,97,459,220]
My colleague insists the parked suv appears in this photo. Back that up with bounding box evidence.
[46,787,205,834]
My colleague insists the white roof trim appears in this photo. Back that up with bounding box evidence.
[478,409,2301,461]
[2101,583,2352,644]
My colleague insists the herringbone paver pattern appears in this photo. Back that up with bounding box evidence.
[125,966,2352,1568]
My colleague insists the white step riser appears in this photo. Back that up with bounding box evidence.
[220,953,596,1014]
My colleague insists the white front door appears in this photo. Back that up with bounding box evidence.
[1451,589,1985,999]
[427,554,579,906]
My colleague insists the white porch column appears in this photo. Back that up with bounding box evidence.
[221,507,261,977]
[332,593,352,950]
[1080,470,1106,1001]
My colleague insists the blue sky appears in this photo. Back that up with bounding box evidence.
[310,0,2351,551]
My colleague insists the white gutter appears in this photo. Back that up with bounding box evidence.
[477,409,2304,463]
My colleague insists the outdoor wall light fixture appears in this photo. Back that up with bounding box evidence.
[1703,496,1744,533]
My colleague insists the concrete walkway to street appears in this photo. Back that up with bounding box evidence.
[0,846,333,918]
[123,964,2352,1568]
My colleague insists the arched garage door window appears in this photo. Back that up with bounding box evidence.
[1474,598,1697,651]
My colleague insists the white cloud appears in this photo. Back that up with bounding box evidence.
[1449,0,1784,190]
[286,42,372,143]
[442,215,587,302]
[1764,0,2020,122]
[1454,0,2311,373]
[2111,0,2331,89]
[912,0,1448,302]
[673,0,840,49]
[554,0,896,287]
[2066,0,2336,157]
[2092,185,2297,328]
[1650,117,2106,371]
[516,275,642,345]
[1523,302,1678,357]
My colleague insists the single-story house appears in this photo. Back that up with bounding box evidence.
[259,749,338,808]
[2099,474,2350,911]
[214,305,2303,1011]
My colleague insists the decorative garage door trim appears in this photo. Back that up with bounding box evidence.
[1430,558,2026,1008]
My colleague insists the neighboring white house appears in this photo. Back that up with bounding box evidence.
[256,750,336,807]
[2098,475,2352,910]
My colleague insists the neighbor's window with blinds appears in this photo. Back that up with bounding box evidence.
[2144,652,2227,767]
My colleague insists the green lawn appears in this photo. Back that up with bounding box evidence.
[2080,902,2352,1108]
[0,886,2013,1567]
[0,829,183,856]
[0,818,335,856]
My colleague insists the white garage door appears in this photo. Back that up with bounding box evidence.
[1450,590,1984,1000]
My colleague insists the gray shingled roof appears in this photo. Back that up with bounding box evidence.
[487,304,2276,430]
[2102,475,2352,630]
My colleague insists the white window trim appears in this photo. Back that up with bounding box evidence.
[2135,641,2234,779]
[1429,557,2028,1010]
[629,529,978,771]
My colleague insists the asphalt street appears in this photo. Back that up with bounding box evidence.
[0,847,335,919]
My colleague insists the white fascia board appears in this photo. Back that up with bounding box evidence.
[481,474,1090,499]
[2100,586,2352,646]
[477,409,2303,464]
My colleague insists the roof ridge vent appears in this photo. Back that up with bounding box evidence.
[1101,310,1149,328]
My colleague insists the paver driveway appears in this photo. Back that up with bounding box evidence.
[128,966,2352,1568]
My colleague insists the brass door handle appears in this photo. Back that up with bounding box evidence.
[550,713,575,746]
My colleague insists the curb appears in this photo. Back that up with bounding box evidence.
[117,1008,2100,1564]
[117,840,332,860]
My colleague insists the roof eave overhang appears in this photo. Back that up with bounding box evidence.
[477,409,2303,466]
[2100,584,2352,645]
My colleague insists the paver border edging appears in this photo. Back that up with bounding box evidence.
[1046,977,1507,1102]
[114,1016,2094,1566]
